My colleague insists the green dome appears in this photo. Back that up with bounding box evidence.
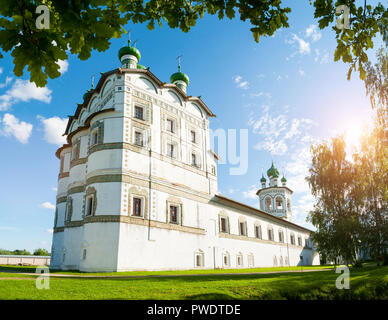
[281,176,287,183]
[260,175,266,183]
[170,71,189,86]
[137,63,146,70]
[267,162,280,178]
[118,43,141,62]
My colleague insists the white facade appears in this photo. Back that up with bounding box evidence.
[50,52,319,272]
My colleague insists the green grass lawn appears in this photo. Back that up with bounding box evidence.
[0,264,333,277]
[0,265,387,300]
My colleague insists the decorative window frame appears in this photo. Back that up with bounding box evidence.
[265,196,273,211]
[298,235,303,246]
[84,186,97,217]
[71,139,81,161]
[132,126,148,148]
[275,196,284,210]
[165,140,179,160]
[166,196,183,225]
[238,217,248,237]
[267,225,274,241]
[128,186,148,219]
[89,120,104,147]
[194,249,205,268]
[132,96,152,125]
[218,211,230,234]
[290,232,296,245]
[223,251,231,268]
[236,252,244,267]
[65,197,73,222]
[248,253,254,268]
[254,223,262,239]
[278,229,284,243]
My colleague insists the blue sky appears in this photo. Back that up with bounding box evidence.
[0,1,378,252]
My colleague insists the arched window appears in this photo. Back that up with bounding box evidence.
[248,253,254,268]
[236,253,243,267]
[223,252,230,267]
[194,250,204,268]
[265,197,272,210]
[276,196,284,210]
[278,229,284,243]
[290,232,295,245]
[254,223,262,239]
[273,256,278,267]
[267,225,274,241]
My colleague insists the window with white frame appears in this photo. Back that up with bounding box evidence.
[134,130,144,147]
[166,118,175,133]
[268,226,274,241]
[166,143,176,158]
[255,224,262,239]
[134,105,144,120]
[191,152,200,167]
[190,130,196,143]
[90,129,99,146]
[248,253,254,268]
[82,249,87,260]
[237,253,243,267]
[132,196,144,217]
[195,250,204,268]
[298,236,302,246]
[223,252,230,267]
[239,220,247,236]
[60,156,65,173]
[219,215,229,233]
[290,233,295,245]
[211,165,216,175]
[169,204,180,224]
[279,230,284,243]
[85,195,94,216]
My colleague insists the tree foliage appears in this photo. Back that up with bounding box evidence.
[0,0,386,87]
[33,248,50,256]
[307,125,388,265]
[307,136,362,265]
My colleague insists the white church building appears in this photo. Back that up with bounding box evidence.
[50,40,320,272]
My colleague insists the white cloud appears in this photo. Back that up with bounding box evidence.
[57,60,69,74]
[39,202,56,210]
[38,116,68,145]
[0,79,52,110]
[242,184,259,199]
[47,228,54,234]
[289,34,310,54]
[52,187,58,192]
[233,75,249,90]
[248,105,317,157]
[305,24,322,42]
[298,69,305,76]
[314,49,329,64]
[0,113,33,144]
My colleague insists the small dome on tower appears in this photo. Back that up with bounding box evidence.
[267,162,280,178]
[118,43,141,62]
[260,175,267,183]
[281,176,287,183]
[170,71,190,86]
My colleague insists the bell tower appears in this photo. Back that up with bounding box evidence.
[256,162,293,221]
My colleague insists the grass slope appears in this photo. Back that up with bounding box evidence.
[0,266,387,300]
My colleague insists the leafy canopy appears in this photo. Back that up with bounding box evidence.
[0,0,386,87]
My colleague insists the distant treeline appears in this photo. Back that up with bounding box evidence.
[0,248,50,256]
